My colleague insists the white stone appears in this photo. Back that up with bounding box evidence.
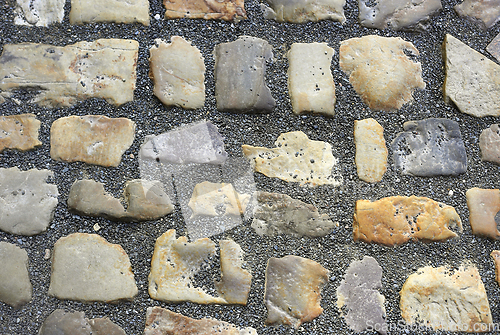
[14,0,64,27]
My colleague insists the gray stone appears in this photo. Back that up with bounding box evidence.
[479,124,500,165]
[261,0,346,23]
[0,242,32,308]
[0,114,42,153]
[87,318,126,335]
[392,118,467,176]
[39,309,126,335]
[487,33,500,62]
[69,0,150,25]
[455,0,500,29]
[14,0,64,27]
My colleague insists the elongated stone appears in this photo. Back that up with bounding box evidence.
[491,251,500,286]
[14,0,64,26]
[0,242,32,308]
[164,0,246,21]
[0,114,41,153]
[392,118,467,176]
[0,39,138,108]
[39,309,126,335]
[479,124,500,165]
[455,0,500,29]
[339,35,425,111]
[466,188,500,240]
[214,36,275,113]
[354,118,387,183]
[261,0,346,23]
[287,43,336,116]
[188,181,249,218]
[487,33,500,61]
[69,0,150,25]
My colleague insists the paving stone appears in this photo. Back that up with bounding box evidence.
[392,118,467,177]
[0,167,58,236]
[466,188,500,240]
[214,36,275,113]
[261,0,345,23]
[455,0,500,29]
[0,242,32,308]
[188,181,249,218]
[0,39,138,108]
[353,196,462,246]
[14,0,64,26]
[339,35,425,111]
[491,251,500,286]
[50,115,135,167]
[479,124,500,165]
[69,0,150,25]
[354,118,387,183]
[0,114,41,153]
[487,32,500,61]
[39,309,126,335]
[48,233,138,303]
[163,0,246,21]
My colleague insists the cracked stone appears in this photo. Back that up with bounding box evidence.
[466,188,500,240]
[14,0,64,27]
[69,0,150,25]
[479,124,500,165]
[0,114,41,153]
[163,0,246,21]
[491,251,500,286]
[0,242,32,308]
[354,118,388,183]
[261,0,345,23]
[455,0,500,29]
[39,309,126,335]
[188,181,249,218]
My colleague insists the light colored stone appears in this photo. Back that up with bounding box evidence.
[353,196,462,246]
[479,124,500,164]
[188,181,249,218]
[69,0,150,25]
[0,242,32,308]
[354,118,387,183]
[0,39,138,108]
[39,309,126,335]
[149,37,205,109]
[0,167,58,236]
[455,0,500,29]
[50,115,135,167]
[164,0,246,21]
[339,35,425,111]
[466,188,500,240]
[492,251,500,286]
[287,43,336,116]
[487,33,500,61]
[242,131,342,187]
[262,0,345,23]
[48,233,138,302]
[0,114,41,153]
[400,265,493,332]
[14,0,64,26]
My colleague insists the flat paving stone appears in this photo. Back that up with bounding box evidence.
[455,0,500,29]
[69,0,150,25]
[188,181,249,218]
[0,114,41,153]
[491,251,500,286]
[479,124,500,165]
[0,242,32,308]
[261,0,346,23]
[354,118,387,183]
[39,309,126,335]
[466,188,500,240]
[14,0,64,27]
[163,0,246,21]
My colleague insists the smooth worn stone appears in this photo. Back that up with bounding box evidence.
[69,0,150,25]
[265,255,329,328]
[479,124,500,164]
[214,36,275,113]
[50,115,135,167]
[466,188,500,240]
[339,35,425,111]
[443,34,500,117]
[164,0,246,21]
[0,242,32,308]
[400,265,493,332]
[0,167,58,236]
[359,0,442,31]
[14,0,64,26]
[261,0,346,23]
[392,118,467,177]
[487,33,500,61]
[354,118,388,183]
[48,233,138,302]
[337,256,386,334]
[455,0,500,29]
[353,196,462,246]
[251,191,336,237]
[491,251,500,285]
[242,131,342,187]
[287,43,336,116]
[188,181,249,218]
[149,37,205,109]
[88,318,126,335]
[0,39,138,108]
[0,114,41,153]
[39,309,126,335]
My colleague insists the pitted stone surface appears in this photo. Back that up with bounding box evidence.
[0,114,41,153]
[14,0,64,26]
[479,124,500,165]
[188,181,249,218]
[261,0,345,23]
[466,188,500,240]
[164,0,246,21]
[69,0,150,25]
[354,118,387,183]
[455,0,500,29]
[0,242,32,308]
[39,309,126,335]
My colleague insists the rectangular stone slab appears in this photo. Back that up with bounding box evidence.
[164,0,246,21]
[14,0,64,27]
[466,188,500,240]
[0,242,32,308]
[0,114,41,153]
[354,118,387,183]
[261,0,346,23]
[69,0,150,25]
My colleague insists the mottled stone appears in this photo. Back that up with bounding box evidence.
[50,115,135,167]
[69,0,150,25]
[0,39,138,108]
[0,114,41,153]
[214,36,275,113]
[354,118,387,183]
[479,124,500,164]
[262,0,345,23]
[400,265,493,332]
[353,196,462,246]
[455,0,500,29]
[242,131,342,187]
[14,0,64,26]
[491,251,500,286]
[487,33,500,61]
[39,309,126,335]
[164,0,246,21]
[0,167,58,236]
[265,255,329,328]
[392,118,467,176]
[0,242,32,308]
[188,181,249,218]
[48,233,138,302]
[466,188,500,240]
[339,35,425,111]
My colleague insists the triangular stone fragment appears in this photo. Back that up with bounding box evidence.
[479,124,500,165]
[69,0,150,25]
[0,242,32,308]
[455,0,500,29]
[0,114,41,153]
[466,188,500,240]
[39,309,126,335]
[261,0,346,23]
[487,33,500,62]
[354,118,388,183]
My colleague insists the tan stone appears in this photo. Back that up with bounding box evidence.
[354,118,387,183]
[164,0,246,21]
[0,114,41,153]
[188,181,249,218]
[455,0,500,29]
[262,0,346,23]
[479,124,500,164]
[466,188,500,240]
[69,0,150,25]
[491,251,500,285]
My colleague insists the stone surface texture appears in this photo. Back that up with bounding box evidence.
[188,181,249,218]
[466,188,500,240]
[39,309,126,335]
[455,0,500,29]
[479,124,500,164]
[0,114,41,153]
[261,0,346,23]
[69,0,150,25]
[14,0,64,26]
[0,242,32,308]
[339,35,425,111]
[354,118,387,183]
[487,32,500,61]
[163,0,246,21]
[492,251,500,285]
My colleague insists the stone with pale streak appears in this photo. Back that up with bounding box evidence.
[491,251,500,285]
[39,310,126,335]
[188,181,249,218]
[455,0,500,29]
[466,188,500,240]
[70,0,150,25]
[0,242,32,308]
[354,118,387,183]
[0,114,41,153]
[261,0,346,23]
[14,0,64,27]
[479,124,500,165]
[164,0,246,21]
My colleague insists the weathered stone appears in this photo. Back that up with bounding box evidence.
[14,0,64,26]
[214,36,275,113]
[287,43,336,116]
[48,233,138,302]
[88,318,127,335]
[354,118,387,183]
[353,196,462,246]
[188,181,249,218]
[337,256,386,334]
[0,114,41,153]
[359,0,442,31]
[164,0,246,21]
[339,35,425,111]
[0,242,32,308]
[443,34,500,117]
[0,167,58,236]
[50,115,135,167]
[392,118,467,177]
[479,124,500,165]
[69,0,150,25]
[487,33,500,61]
[39,309,126,335]
[265,255,329,328]
[400,265,493,332]
[491,251,500,286]
[0,39,138,108]
[251,191,336,237]
[124,179,175,221]
[455,0,500,29]
[466,188,500,240]
[242,131,342,187]
[144,307,258,335]
[261,0,345,23]
[149,37,205,109]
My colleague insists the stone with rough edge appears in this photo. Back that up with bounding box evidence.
[242,131,342,187]
[0,39,138,108]
[491,251,500,285]
[0,114,41,153]
[339,35,425,111]
[188,181,249,218]
[149,37,205,109]
[287,43,336,116]
[466,188,500,240]
[261,0,346,23]
[48,233,138,302]
[0,242,32,308]
[479,124,500,165]
[69,0,150,25]
[265,255,329,328]
[50,115,135,167]
[39,309,126,335]
[353,196,462,246]
[392,118,467,177]
[487,33,500,61]
[164,0,246,21]
[455,0,500,29]
[0,167,58,236]
[14,0,64,26]
[400,265,493,332]
[354,118,387,183]
[214,36,275,113]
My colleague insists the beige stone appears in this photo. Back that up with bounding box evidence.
[479,124,500,164]
[491,251,500,285]
[487,33,500,62]
[14,0,65,26]
[0,114,41,153]
[466,188,500,240]
[39,310,126,335]
[262,0,346,23]
[188,181,249,218]
[455,0,500,29]
[354,118,387,183]
[164,0,246,21]
[0,242,32,308]
[69,0,150,25]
